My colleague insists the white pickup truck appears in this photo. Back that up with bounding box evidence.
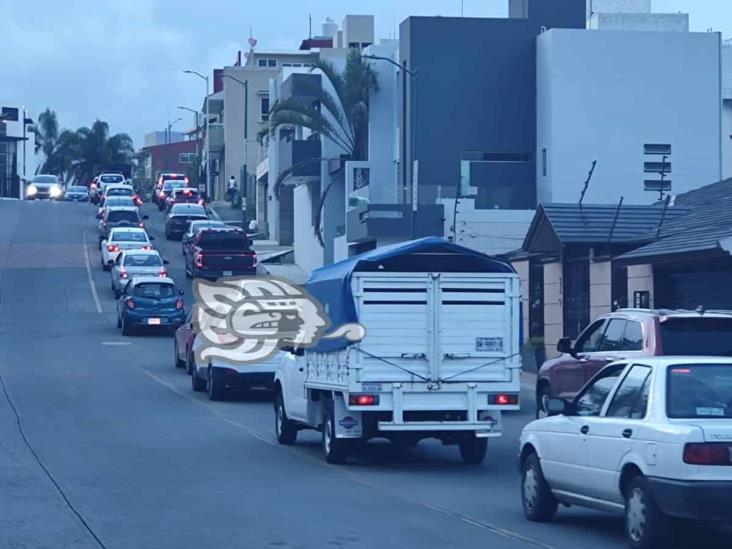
[273,237,521,464]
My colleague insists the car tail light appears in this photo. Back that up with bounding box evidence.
[119,269,128,279]
[252,253,258,267]
[195,252,204,268]
[683,443,732,466]
[158,269,167,277]
[141,245,152,250]
[107,244,119,252]
[487,393,519,406]
[126,299,135,310]
[158,191,165,198]
[198,198,205,205]
[175,298,184,310]
[184,177,189,183]
[139,223,145,228]
[348,394,379,406]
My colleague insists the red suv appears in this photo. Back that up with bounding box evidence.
[536,309,732,417]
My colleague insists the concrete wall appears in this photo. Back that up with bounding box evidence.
[537,29,721,205]
[544,261,564,354]
[627,263,654,308]
[589,0,650,14]
[589,13,689,31]
[723,41,732,179]
[293,184,323,273]
[590,260,612,319]
[513,259,530,344]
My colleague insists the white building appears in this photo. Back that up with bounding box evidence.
[0,103,36,198]
[588,0,689,32]
[537,28,722,205]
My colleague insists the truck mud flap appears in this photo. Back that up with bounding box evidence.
[333,394,363,439]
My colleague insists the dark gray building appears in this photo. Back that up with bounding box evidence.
[399,0,586,210]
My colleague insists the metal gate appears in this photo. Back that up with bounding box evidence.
[655,265,732,310]
[563,259,590,339]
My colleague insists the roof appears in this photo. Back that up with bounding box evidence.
[618,178,732,262]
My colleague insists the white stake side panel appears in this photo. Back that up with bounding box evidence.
[305,271,521,388]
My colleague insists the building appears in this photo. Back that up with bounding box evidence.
[144,131,185,147]
[137,139,200,189]
[723,39,732,179]
[587,0,689,31]
[0,103,35,198]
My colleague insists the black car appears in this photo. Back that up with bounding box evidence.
[65,185,89,202]
[99,207,149,247]
[165,204,207,240]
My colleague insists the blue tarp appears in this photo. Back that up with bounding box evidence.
[304,237,515,353]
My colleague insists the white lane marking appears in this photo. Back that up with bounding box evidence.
[82,233,103,314]
[102,342,132,346]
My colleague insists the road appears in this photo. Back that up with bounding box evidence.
[0,198,727,549]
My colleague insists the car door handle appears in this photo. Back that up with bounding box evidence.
[622,429,633,439]
[580,425,589,435]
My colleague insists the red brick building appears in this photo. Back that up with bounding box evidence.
[139,139,200,188]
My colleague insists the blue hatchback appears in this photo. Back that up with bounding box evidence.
[117,276,185,335]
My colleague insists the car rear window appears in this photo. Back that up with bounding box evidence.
[101,175,124,183]
[106,197,134,207]
[163,181,185,191]
[69,186,87,192]
[660,318,732,356]
[124,254,161,267]
[107,188,133,196]
[107,211,139,223]
[175,189,200,199]
[667,364,732,418]
[112,232,147,242]
[197,231,252,250]
[133,283,175,298]
[172,204,206,216]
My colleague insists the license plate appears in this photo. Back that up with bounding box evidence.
[223,271,233,276]
[476,337,503,352]
[147,318,161,325]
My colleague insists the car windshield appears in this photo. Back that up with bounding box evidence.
[112,231,147,242]
[106,211,139,223]
[124,254,161,267]
[100,175,124,183]
[660,318,732,356]
[32,175,58,184]
[68,186,87,192]
[105,197,134,208]
[172,204,205,216]
[133,283,176,298]
[667,364,732,418]
[107,188,133,196]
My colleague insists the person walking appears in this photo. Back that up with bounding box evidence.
[227,175,238,203]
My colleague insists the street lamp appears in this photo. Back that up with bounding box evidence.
[178,106,201,187]
[183,69,211,199]
[363,54,419,238]
[166,117,182,144]
[220,73,250,225]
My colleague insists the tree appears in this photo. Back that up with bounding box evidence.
[34,109,60,173]
[262,50,378,245]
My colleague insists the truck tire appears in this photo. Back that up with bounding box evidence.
[322,405,349,464]
[207,366,226,401]
[274,391,298,445]
[521,453,558,522]
[458,437,487,464]
[191,360,206,392]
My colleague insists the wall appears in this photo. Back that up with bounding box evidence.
[627,263,654,307]
[588,0,651,14]
[537,29,721,205]
[589,13,689,31]
[293,183,324,273]
[144,140,199,184]
[723,41,732,179]
[513,259,530,344]
[589,260,612,319]
[543,261,563,355]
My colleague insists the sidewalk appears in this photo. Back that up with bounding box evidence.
[207,201,245,226]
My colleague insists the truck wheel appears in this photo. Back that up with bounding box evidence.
[624,476,670,549]
[274,391,298,445]
[207,367,226,401]
[522,453,558,522]
[185,350,194,376]
[322,405,349,464]
[458,437,487,464]
[191,360,206,392]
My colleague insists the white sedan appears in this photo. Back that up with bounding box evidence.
[110,249,168,297]
[100,228,154,270]
[519,356,732,549]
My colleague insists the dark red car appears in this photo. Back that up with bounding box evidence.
[165,187,204,211]
[173,310,197,375]
[536,309,732,417]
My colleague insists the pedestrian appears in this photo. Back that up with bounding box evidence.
[227,176,238,203]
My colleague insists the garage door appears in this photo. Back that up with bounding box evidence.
[655,265,732,310]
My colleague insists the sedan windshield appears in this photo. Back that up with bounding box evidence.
[133,283,176,298]
[667,364,732,418]
[124,254,161,267]
[32,175,58,184]
[112,232,147,242]
[68,186,87,192]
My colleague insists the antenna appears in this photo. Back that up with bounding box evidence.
[603,196,624,256]
[460,0,464,17]
[309,13,312,38]
[578,160,597,207]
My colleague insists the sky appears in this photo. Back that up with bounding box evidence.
[1,0,730,148]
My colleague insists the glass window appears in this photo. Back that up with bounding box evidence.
[660,318,732,356]
[268,59,276,67]
[630,377,651,419]
[599,319,626,352]
[124,254,162,267]
[622,321,643,351]
[107,211,139,223]
[667,364,732,419]
[575,320,607,354]
[112,231,147,242]
[575,366,624,417]
[133,283,175,298]
[107,188,133,196]
[606,365,651,418]
[260,97,270,121]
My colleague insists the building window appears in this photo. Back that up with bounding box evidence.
[179,153,196,164]
[260,97,270,122]
[257,59,277,68]
[348,42,360,49]
[644,144,671,155]
[644,161,671,174]
[541,148,547,177]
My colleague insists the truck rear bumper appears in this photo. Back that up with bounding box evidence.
[377,420,501,436]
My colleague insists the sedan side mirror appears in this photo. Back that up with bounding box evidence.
[178,289,185,296]
[96,212,102,219]
[557,337,575,356]
[149,235,156,241]
[163,259,170,265]
[546,398,571,416]
[142,214,149,220]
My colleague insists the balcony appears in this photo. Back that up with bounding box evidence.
[346,203,445,243]
[280,139,321,186]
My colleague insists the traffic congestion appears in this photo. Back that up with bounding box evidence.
[0,172,728,549]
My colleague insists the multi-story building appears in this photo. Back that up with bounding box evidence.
[137,138,200,189]
[0,103,35,198]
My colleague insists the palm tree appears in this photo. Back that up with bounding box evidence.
[34,108,60,173]
[262,50,378,245]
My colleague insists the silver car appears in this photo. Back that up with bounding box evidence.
[110,250,168,297]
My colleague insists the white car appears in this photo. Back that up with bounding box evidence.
[100,228,154,270]
[110,249,168,297]
[190,336,278,401]
[519,357,732,549]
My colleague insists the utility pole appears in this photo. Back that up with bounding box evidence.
[184,70,211,199]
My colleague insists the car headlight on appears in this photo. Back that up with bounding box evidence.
[50,185,62,198]
[27,184,38,196]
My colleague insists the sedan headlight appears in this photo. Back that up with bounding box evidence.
[27,184,38,196]
[50,185,63,198]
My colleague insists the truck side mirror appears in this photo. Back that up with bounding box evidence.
[557,337,574,355]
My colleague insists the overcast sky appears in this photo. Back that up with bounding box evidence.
[1,0,729,147]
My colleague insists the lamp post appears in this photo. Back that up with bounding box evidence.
[362,54,419,238]
[178,106,201,187]
[166,117,182,144]
[220,73,250,226]
[183,69,211,199]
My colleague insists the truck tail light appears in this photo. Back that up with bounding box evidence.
[195,252,204,268]
[119,269,128,279]
[175,298,184,310]
[487,393,519,406]
[158,269,167,277]
[683,443,732,466]
[348,394,379,406]
[126,299,135,310]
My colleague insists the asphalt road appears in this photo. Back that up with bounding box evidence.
[0,198,728,549]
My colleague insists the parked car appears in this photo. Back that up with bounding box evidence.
[183,227,256,279]
[165,187,204,211]
[156,179,187,210]
[98,206,148,246]
[64,185,89,202]
[116,277,185,336]
[100,228,154,270]
[110,249,168,297]
[520,356,732,549]
[173,311,197,374]
[535,309,732,417]
[181,220,226,254]
[26,174,63,200]
[165,203,207,240]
